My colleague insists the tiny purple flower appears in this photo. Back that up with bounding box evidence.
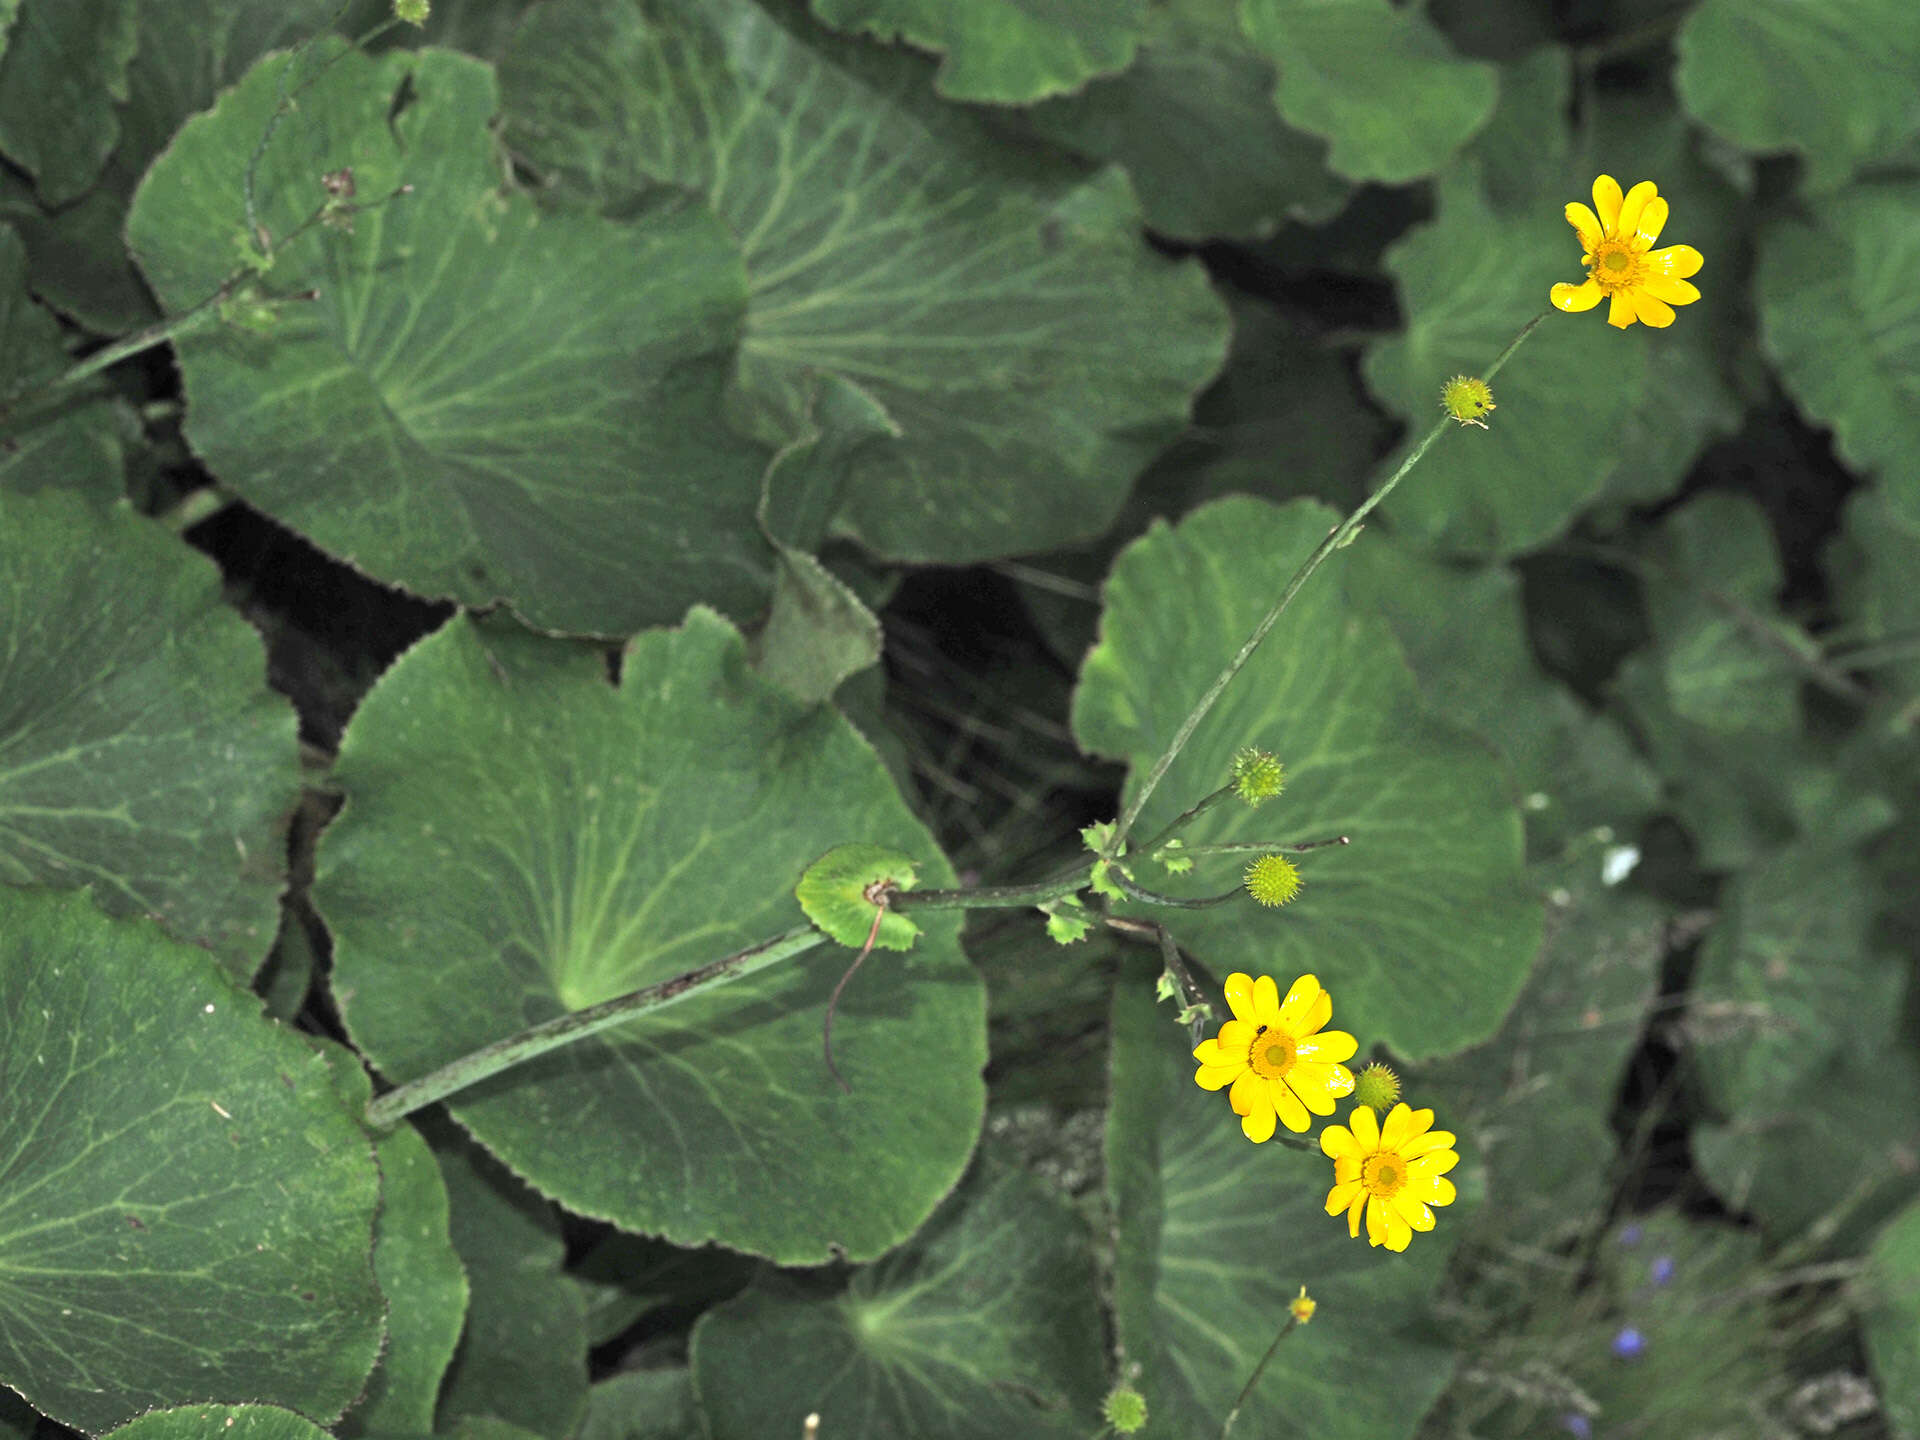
[1650,1255,1675,1287]
[1612,1326,1647,1360]
[1617,1224,1643,1248]
[1561,1415,1593,1440]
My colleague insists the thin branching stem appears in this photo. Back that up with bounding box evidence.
[1107,313,1549,857]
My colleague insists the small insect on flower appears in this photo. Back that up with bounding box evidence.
[1551,175,1702,330]
[1193,973,1357,1141]
[1320,1102,1459,1252]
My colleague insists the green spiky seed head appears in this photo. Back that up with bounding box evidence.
[1102,1386,1148,1434]
[395,0,430,23]
[1440,374,1496,428]
[1244,854,1302,907]
[1352,1062,1401,1113]
[1232,748,1286,805]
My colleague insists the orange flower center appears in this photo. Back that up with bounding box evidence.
[1361,1151,1408,1198]
[1246,1026,1296,1079]
[1588,237,1644,294]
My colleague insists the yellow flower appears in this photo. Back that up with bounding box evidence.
[1192,973,1357,1141]
[1550,175,1703,330]
[1320,1102,1459,1252]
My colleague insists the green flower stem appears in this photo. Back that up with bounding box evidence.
[1177,836,1351,857]
[1109,869,1243,910]
[1134,784,1234,860]
[1107,310,1550,858]
[362,924,824,1130]
[889,872,1089,911]
[1219,1311,1306,1438]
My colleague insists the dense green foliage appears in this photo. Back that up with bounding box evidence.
[1,1,1917,1437]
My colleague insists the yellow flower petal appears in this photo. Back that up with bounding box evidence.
[1192,1037,1228,1065]
[1216,1019,1255,1053]
[1634,293,1676,328]
[1414,1174,1458,1207]
[1333,1155,1360,1184]
[1407,1148,1460,1177]
[1607,292,1636,328]
[1326,1179,1363,1214]
[1295,1030,1357,1064]
[1251,973,1282,1028]
[1639,275,1700,306]
[1273,1080,1311,1133]
[1646,244,1703,278]
[1402,1132,1457,1160]
[1347,1189,1367,1238]
[1392,1192,1436,1230]
[1379,1103,1427,1151]
[1382,1211,1413,1252]
[1552,279,1603,312]
[1240,1084,1278,1143]
[1592,174,1624,233]
[1223,972,1256,1023]
[1350,1102,1380,1150]
[1564,201,1603,253]
[1631,195,1668,248]
[1299,990,1333,1037]
[1193,1063,1242,1091]
[1615,180,1657,242]
[1320,1124,1357,1159]
[1287,1063,1349,1114]
[1277,974,1320,1030]
[1365,1196,1388,1247]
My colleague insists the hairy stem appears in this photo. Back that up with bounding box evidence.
[363,925,824,1129]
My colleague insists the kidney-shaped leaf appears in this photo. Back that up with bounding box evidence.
[0,489,297,977]
[1072,497,1541,1059]
[1865,1198,1920,1438]
[126,43,772,638]
[1106,965,1479,1440]
[315,610,986,1262]
[1759,181,1920,533]
[1676,0,1920,193]
[0,890,383,1435]
[692,1155,1105,1440]
[1239,0,1497,185]
[807,0,1144,103]
[498,0,1228,566]
[102,1406,333,1440]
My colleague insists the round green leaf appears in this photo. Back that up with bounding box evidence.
[126,43,772,637]
[0,226,131,505]
[1865,1199,1920,1438]
[1676,0,1920,193]
[794,843,922,950]
[1021,17,1350,242]
[1342,531,1660,852]
[102,1406,333,1440]
[1239,0,1497,185]
[498,0,1229,566]
[0,0,136,206]
[1105,963,1481,1440]
[0,890,384,1434]
[337,1120,469,1437]
[314,610,986,1261]
[432,1131,588,1440]
[691,1156,1105,1440]
[0,489,298,977]
[1362,169,1649,557]
[1643,492,1817,736]
[807,0,1143,102]
[1827,487,1920,702]
[1759,181,1920,532]
[577,1368,699,1440]
[1071,497,1541,1059]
